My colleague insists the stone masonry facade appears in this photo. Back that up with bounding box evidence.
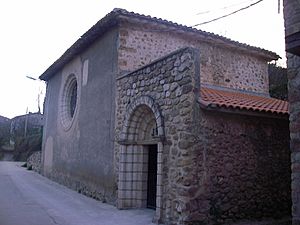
[284,1,300,224]
[27,151,42,173]
[287,54,300,225]
[199,111,290,224]
[118,23,269,95]
[284,0,300,37]
[287,53,300,225]
[115,47,290,224]
[115,48,201,224]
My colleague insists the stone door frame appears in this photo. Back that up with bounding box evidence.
[117,96,164,222]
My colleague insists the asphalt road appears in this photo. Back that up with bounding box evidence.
[0,162,155,225]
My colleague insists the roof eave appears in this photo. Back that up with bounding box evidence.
[198,100,289,120]
[39,10,121,81]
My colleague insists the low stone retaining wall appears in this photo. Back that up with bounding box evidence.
[27,151,41,173]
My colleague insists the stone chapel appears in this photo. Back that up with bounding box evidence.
[40,9,290,224]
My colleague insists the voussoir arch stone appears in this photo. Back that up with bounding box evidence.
[121,95,164,141]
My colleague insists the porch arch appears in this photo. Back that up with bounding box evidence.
[120,96,164,142]
[118,96,164,221]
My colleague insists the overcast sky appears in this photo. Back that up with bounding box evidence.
[0,0,285,119]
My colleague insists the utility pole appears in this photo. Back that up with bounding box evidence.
[24,107,28,138]
[26,75,44,114]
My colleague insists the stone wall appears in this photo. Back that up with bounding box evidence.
[284,0,300,55]
[287,53,300,224]
[283,1,300,224]
[284,0,300,37]
[118,24,269,95]
[45,168,108,202]
[197,111,291,224]
[116,47,201,224]
[115,47,290,224]
[27,151,42,173]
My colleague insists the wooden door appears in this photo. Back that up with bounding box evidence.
[147,145,157,209]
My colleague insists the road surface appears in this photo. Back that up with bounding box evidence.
[0,162,155,225]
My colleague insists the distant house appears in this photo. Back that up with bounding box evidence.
[40,9,290,224]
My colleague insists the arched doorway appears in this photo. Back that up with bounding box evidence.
[118,96,164,220]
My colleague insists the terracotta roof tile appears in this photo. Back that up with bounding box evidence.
[200,87,289,115]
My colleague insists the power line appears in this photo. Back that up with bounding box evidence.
[192,0,264,27]
[196,0,256,15]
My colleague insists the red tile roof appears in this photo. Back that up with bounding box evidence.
[200,87,289,115]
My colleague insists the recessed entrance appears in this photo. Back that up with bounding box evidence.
[147,144,157,209]
[118,96,164,221]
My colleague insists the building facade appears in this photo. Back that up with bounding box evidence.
[40,9,290,224]
[283,1,300,224]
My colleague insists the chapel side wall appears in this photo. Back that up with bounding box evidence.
[118,24,269,95]
[41,28,119,203]
[41,70,62,175]
[198,110,291,224]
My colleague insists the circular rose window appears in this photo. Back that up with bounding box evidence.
[60,74,78,130]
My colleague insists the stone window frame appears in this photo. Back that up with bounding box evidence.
[59,73,78,131]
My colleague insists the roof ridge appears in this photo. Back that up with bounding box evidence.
[202,86,285,100]
[113,8,279,60]
[39,8,280,80]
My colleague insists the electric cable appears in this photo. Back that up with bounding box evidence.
[196,0,256,15]
[192,0,264,27]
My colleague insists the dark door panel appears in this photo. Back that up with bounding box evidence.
[147,145,157,209]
